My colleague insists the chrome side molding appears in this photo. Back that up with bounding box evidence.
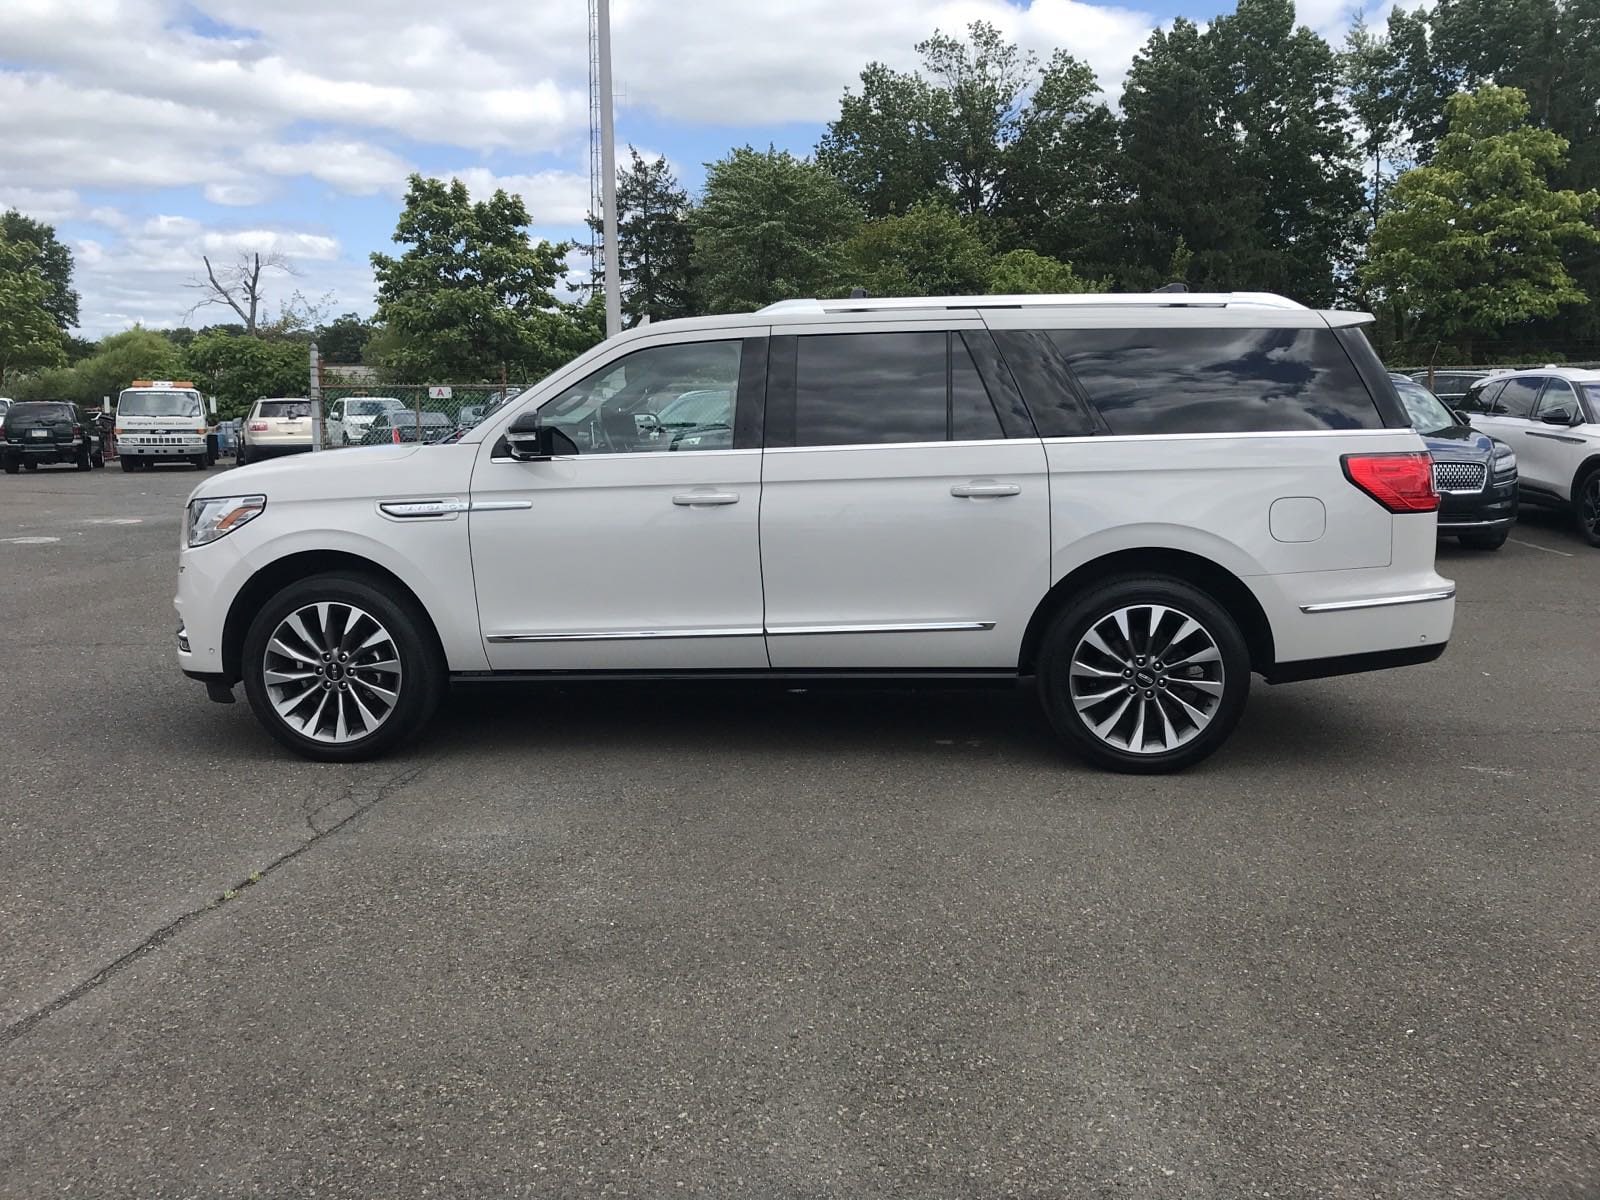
[1299,587,1456,614]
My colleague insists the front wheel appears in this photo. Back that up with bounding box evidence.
[241,574,444,762]
[1037,575,1251,774]
[1576,467,1600,548]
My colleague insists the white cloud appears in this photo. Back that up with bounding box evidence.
[444,167,593,227]
[244,140,413,197]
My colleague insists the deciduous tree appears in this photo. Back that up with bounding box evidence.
[0,210,79,332]
[0,237,67,386]
[690,148,861,312]
[1364,86,1600,356]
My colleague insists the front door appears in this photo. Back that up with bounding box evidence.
[469,332,770,672]
[1524,377,1587,496]
[758,324,1050,671]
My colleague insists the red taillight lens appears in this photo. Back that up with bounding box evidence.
[1342,451,1438,513]
[73,425,84,437]
[391,427,401,444]
[249,421,269,431]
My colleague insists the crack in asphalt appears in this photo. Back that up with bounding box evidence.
[0,761,430,1052]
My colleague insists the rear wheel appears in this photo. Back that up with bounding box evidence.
[76,446,92,471]
[1037,575,1251,774]
[236,445,250,466]
[241,574,445,762]
[1576,467,1600,548]
[91,448,105,468]
[1458,527,1508,551]
[3,457,18,476]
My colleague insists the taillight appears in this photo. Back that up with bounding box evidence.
[73,425,84,437]
[391,426,401,444]
[1342,452,1438,513]
[249,421,268,432]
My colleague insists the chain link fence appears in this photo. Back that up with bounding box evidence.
[314,383,530,449]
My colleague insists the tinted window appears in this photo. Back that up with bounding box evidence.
[1461,379,1503,413]
[1048,327,1381,435]
[793,332,948,446]
[951,337,1004,441]
[990,330,1098,437]
[1492,377,1542,418]
[257,400,310,418]
[8,402,72,419]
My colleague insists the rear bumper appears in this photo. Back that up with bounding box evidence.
[1265,641,1447,684]
[7,440,82,461]
[241,443,312,458]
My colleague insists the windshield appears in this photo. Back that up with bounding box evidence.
[1392,377,1458,435]
[119,390,203,418]
[1580,384,1600,416]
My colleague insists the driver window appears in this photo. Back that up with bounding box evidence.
[538,340,742,455]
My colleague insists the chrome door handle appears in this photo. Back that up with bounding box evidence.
[950,481,1021,499]
[672,490,740,506]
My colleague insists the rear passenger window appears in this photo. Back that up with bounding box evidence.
[1460,380,1499,413]
[1047,327,1382,435]
[790,331,1004,447]
[1492,377,1542,418]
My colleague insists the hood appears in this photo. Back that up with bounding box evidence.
[187,443,422,504]
[1419,423,1496,460]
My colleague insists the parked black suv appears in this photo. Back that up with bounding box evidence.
[1391,374,1516,549]
[2,402,105,474]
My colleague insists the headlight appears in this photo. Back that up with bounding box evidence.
[187,495,266,547]
[1493,447,1517,471]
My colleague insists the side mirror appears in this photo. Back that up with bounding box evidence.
[504,412,576,461]
[1542,408,1577,426]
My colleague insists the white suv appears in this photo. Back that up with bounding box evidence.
[1459,367,1600,546]
[176,292,1454,773]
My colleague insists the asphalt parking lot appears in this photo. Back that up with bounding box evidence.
[1,463,1597,1198]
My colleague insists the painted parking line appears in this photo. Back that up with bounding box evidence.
[1,536,62,545]
[1508,537,1575,558]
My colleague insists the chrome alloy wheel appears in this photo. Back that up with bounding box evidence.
[1068,604,1225,755]
[261,602,403,744]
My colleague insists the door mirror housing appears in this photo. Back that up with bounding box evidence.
[1541,408,1577,426]
[1452,409,1472,426]
[503,411,576,461]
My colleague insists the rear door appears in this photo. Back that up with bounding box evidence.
[1474,376,1544,480]
[758,322,1049,670]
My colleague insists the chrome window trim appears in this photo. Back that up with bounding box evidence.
[1041,427,1408,446]
[1299,587,1456,614]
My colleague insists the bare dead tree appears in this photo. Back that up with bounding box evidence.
[186,251,295,335]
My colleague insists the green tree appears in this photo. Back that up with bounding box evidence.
[1204,0,1364,303]
[12,327,178,406]
[0,210,79,332]
[816,63,950,217]
[1364,86,1600,356]
[817,21,1119,270]
[1117,19,1260,290]
[691,147,861,312]
[592,149,697,326]
[314,313,375,365]
[842,202,991,296]
[371,174,578,380]
[0,237,67,385]
[987,249,1105,294]
[182,330,309,420]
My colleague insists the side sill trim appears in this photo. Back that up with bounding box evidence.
[1299,587,1455,614]
[766,621,995,636]
[486,621,996,643]
[488,627,762,643]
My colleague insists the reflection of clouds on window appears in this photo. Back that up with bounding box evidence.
[1050,328,1381,435]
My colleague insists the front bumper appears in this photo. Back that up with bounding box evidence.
[1437,476,1518,531]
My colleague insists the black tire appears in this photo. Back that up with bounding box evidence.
[1036,574,1252,774]
[91,450,105,468]
[76,446,92,471]
[241,573,445,762]
[192,454,209,470]
[1458,527,1508,551]
[120,456,137,472]
[3,457,18,476]
[1576,466,1600,548]
[236,445,249,466]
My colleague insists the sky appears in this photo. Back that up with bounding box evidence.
[0,0,1404,337]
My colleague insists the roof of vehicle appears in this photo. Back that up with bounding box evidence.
[595,292,1370,344]
[1475,366,1600,383]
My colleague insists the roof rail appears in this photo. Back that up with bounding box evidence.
[759,291,1308,315]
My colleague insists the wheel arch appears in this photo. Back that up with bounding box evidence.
[221,550,446,683]
[1570,453,1600,502]
[1018,548,1275,676]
